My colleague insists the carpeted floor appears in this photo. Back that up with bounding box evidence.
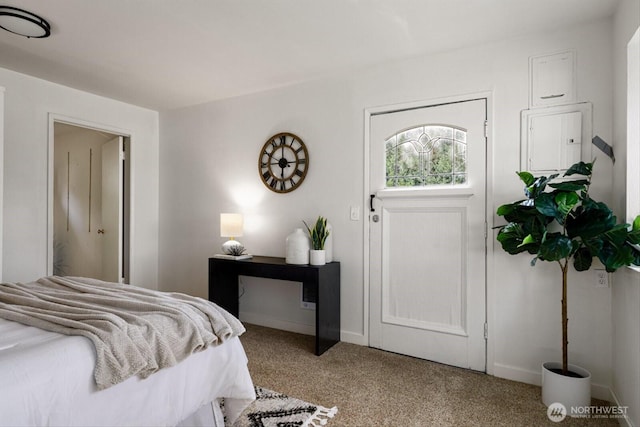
[240,324,619,426]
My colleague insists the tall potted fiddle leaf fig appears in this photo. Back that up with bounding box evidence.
[496,161,640,409]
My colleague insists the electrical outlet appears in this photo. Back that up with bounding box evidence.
[301,285,316,310]
[301,301,316,310]
[595,270,609,288]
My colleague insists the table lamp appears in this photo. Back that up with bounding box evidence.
[220,213,244,254]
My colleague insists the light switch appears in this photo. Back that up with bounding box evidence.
[350,206,360,221]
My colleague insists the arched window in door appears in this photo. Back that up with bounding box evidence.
[385,125,467,187]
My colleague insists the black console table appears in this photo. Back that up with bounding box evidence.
[208,256,340,355]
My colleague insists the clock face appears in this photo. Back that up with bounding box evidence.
[259,132,309,193]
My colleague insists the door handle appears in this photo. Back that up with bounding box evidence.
[370,194,379,222]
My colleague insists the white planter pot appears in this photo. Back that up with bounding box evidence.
[542,362,591,412]
[309,249,326,266]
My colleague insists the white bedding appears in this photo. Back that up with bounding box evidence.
[0,318,255,426]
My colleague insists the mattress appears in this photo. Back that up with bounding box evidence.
[0,317,255,426]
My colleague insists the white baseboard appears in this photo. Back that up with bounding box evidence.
[239,311,314,336]
[493,363,541,386]
[341,330,367,346]
[493,363,612,401]
[610,388,634,427]
[239,311,368,346]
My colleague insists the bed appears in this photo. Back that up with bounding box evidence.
[0,276,256,427]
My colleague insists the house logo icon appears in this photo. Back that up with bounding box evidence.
[547,402,567,422]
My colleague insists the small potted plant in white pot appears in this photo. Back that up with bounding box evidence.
[496,161,640,410]
[304,216,330,265]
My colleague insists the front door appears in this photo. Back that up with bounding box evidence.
[369,98,487,371]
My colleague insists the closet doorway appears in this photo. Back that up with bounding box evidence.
[49,120,130,283]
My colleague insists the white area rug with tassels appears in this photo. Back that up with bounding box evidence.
[227,386,337,427]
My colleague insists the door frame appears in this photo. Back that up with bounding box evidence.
[47,114,132,282]
[0,87,4,282]
[363,91,496,374]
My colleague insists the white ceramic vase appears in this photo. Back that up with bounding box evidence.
[541,362,591,413]
[324,222,333,263]
[309,249,326,266]
[286,228,311,264]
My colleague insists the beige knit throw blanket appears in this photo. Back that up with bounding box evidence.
[0,276,245,390]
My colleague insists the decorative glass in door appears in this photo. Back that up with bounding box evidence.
[385,125,467,187]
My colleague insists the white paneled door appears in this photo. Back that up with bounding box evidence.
[369,99,487,371]
[101,136,124,283]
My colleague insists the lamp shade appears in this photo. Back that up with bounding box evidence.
[220,213,243,238]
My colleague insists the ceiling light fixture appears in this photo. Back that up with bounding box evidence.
[0,6,50,38]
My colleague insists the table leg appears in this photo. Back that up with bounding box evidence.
[314,266,341,355]
[209,262,240,317]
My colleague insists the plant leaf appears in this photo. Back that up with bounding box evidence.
[628,228,640,245]
[497,202,547,225]
[598,241,635,272]
[517,171,535,187]
[538,233,574,261]
[566,201,615,239]
[564,161,593,177]
[496,203,517,217]
[497,223,537,254]
[518,234,536,247]
[603,224,631,246]
[555,192,579,218]
[524,174,557,199]
[573,247,593,271]
[582,237,604,255]
[535,192,559,220]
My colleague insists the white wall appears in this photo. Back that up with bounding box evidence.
[611,0,640,424]
[0,67,160,288]
[160,18,620,399]
[159,78,357,334]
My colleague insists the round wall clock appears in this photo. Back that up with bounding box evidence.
[258,132,309,193]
